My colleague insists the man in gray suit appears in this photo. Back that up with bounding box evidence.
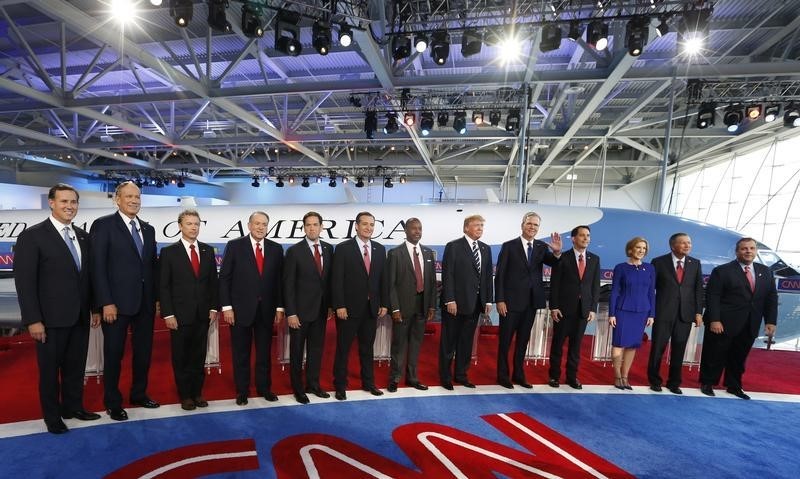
[386,218,437,392]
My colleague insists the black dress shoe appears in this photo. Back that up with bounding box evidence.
[45,419,68,434]
[294,393,310,404]
[387,382,398,393]
[335,390,347,401]
[63,410,101,421]
[548,378,560,388]
[700,384,715,397]
[364,386,384,396]
[408,382,428,391]
[442,382,454,391]
[727,387,751,400]
[455,380,476,388]
[180,399,196,411]
[131,397,160,409]
[107,408,128,421]
[193,397,209,408]
[498,380,514,389]
[262,391,279,402]
[235,394,248,405]
[668,386,683,395]
[649,384,663,392]
[306,387,330,399]
[568,380,583,390]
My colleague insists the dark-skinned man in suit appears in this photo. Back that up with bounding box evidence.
[283,211,334,404]
[331,211,388,400]
[699,237,777,400]
[386,218,437,393]
[495,212,561,389]
[219,211,284,405]
[647,233,704,394]
[91,181,160,421]
[439,214,493,390]
[15,183,101,434]
[159,209,219,411]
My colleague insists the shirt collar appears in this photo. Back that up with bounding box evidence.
[356,236,370,250]
[118,210,138,227]
[49,215,73,232]
[464,235,478,246]
[249,235,263,249]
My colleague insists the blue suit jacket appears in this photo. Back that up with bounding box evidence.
[609,262,655,317]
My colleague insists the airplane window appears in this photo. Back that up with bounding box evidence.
[758,250,800,277]
[758,250,780,267]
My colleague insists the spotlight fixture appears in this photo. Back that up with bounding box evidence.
[567,20,582,41]
[420,111,434,136]
[437,111,449,127]
[355,177,365,188]
[679,8,711,55]
[540,23,563,52]
[399,175,407,184]
[176,177,185,188]
[364,110,378,139]
[655,16,669,37]
[288,175,295,185]
[312,20,332,55]
[625,16,649,57]
[723,103,744,133]
[150,0,162,6]
[472,111,484,125]
[275,10,301,55]
[746,104,762,120]
[414,33,428,53]
[275,176,284,187]
[301,177,310,187]
[764,104,780,123]
[506,109,521,132]
[170,0,193,27]
[489,110,502,127]
[403,112,416,127]
[349,95,362,107]
[338,24,353,47]
[452,111,467,134]
[241,3,263,38]
[384,177,393,188]
[342,176,348,184]
[785,102,800,127]
[383,113,399,135]
[461,29,482,57]
[392,35,412,61]
[207,0,231,33]
[586,20,609,51]
[430,30,450,65]
[696,102,715,129]
[328,173,337,187]
[251,175,260,187]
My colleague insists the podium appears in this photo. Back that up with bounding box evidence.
[205,319,221,374]
[84,325,104,384]
[373,314,393,364]
[668,324,704,370]
[525,309,553,365]
[591,303,613,363]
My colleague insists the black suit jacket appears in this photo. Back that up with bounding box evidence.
[495,238,558,312]
[331,238,388,317]
[90,212,158,316]
[441,237,493,315]
[704,260,778,338]
[549,249,601,319]
[219,235,283,327]
[14,219,92,328]
[283,239,333,323]
[387,243,437,318]
[159,241,219,326]
[651,253,704,323]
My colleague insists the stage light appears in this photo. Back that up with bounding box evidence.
[437,111,449,127]
[275,176,284,187]
[355,177,365,188]
[656,16,669,37]
[288,175,295,185]
[586,20,609,51]
[461,29,482,57]
[364,110,378,139]
[499,34,522,64]
[723,104,743,133]
[207,0,231,33]
[177,177,185,188]
[399,175,407,184]
[384,177,393,188]
[251,176,260,187]
[764,104,780,123]
[540,24,562,52]
[342,176,348,184]
[420,111,434,136]
[472,111,484,125]
[368,176,375,184]
[338,24,353,47]
[301,177,310,187]
[489,110,502,127]
[313,21,332,55]
[275,10,301,55]
[392,35,412,61]
[170,0,193,27]
[679,9,711,56]
[150,0,162,5]
[241,3,263,38]
[696,102,715,129]
[452,111,467,134]
[414,33,428,53]
[383,113,399,135]
[567,20,582,41]
[328,173,337,187]
[785,103,800,127]
[111,0,136,23]
[625,16,649,56]
[746,104,762,120]
[316,176,322,183]
[430,30,450,65]
[506,109,521,132]
[403,112,415,127]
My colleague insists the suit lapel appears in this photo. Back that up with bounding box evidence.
[115,213,143,258]
[46,221,81,275]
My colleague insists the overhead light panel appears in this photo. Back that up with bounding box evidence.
[625,16,649,56]
[420,111,434,136]
[746,104,762,120]
[383,113,399,134]
[785,103,800,127]
[207,0,231,33]
[392,35,412,61]
[586,20,609,51]
[437,111,449,127]
[489,110,502,127]
[540,24,562,52]
[241,3,263,38]
[764,104,780,123]
[696,102,715,129]
[338,24,353,47]
[452,111,467,134]
[275,10,301,55]
[723,103,743,133]
[312,20,332,55]
[472,111,484,125]
[461,29,482,57]
[430,30,450,65]
[506,108,521,132]
[364,110,377,139]
[170,0,193,28]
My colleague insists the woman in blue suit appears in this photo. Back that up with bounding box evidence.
[609,237,655,390]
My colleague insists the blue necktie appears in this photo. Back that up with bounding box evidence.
[527,241,533,265]
[62,226,80,271]
[130,219,143,257]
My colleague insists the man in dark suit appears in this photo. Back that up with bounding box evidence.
[495,212,561,389]
[439,214,493,390]
[283,211,334,404]
[331,211,388,400]
[699,237,777,400]
[647,233,704,394]
[14,183,101,434]
[548,225,600,389]
[219,211,284,405]
[91,181,160,421]
[386,218,437,393]
[159,209,219,411]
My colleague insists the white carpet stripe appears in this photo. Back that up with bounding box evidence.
[138,451,257,479]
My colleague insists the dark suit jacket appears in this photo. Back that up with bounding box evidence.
[387,242,437,318]
[704,261,778,338]
[90,212,158,316]
[159,240,219,326]
[549,249,601,318]
[495,238,558,312]
[14,219,92,328]
[331,238,388,316]
[651,253,704,323]
[283,239,333,323]
[219,235,283,327]
[441,237,493,315]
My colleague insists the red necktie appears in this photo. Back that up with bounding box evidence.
[255,242,264,276]
[363,243,371,275]
[745,265,755,292]
[578,253,585,280]
[313,243,323,275]
[413,246,424,293]
[676,260,684,284]
[190,244,200,278]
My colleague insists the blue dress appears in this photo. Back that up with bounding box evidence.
[609,262,656,348]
